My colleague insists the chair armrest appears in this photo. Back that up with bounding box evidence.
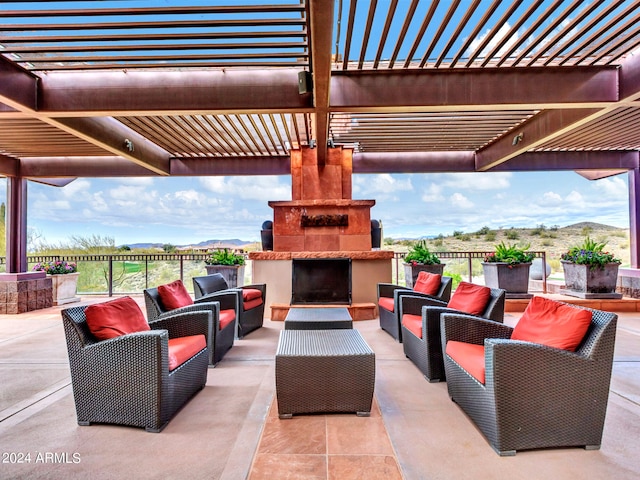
[195,291,239,311]
[485,339,603,401]
[377,283,410,298]
[81,330,168,370]
[399,294,447,316]
[149,310,211,340]
[441,313,513,346]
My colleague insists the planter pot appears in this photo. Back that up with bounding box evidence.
[560,261,621,299]
[403,263,445,288]
[50,272,80,306]
[482,262,531,296]
[205,264,245,288]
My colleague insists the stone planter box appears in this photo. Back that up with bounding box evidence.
[560,261,622,299]
[482,262,532,297]
[51,272,80,306]
[205,265,245,288]
[403,263,445,288]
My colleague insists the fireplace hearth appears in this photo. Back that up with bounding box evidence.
[291,258,352,305]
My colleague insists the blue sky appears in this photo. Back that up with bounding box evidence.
[2,170,629,248]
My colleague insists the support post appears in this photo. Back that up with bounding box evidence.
[6,177,28,273]
[629,168,640,269]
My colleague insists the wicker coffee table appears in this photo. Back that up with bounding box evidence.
[284,307,353,330]
[275,329,375,418]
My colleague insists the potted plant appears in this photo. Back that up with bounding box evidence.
[32,260,80,305]
[403,240,444,288]
[204,248,246,288]
[560,236,622,298]
[482,242,535,295]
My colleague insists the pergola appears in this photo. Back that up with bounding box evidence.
[3,1,640,273]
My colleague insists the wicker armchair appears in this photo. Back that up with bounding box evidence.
[143,286,235,365]
[441,306,617,456]
[61,304,209,432]
[193,273,266,338]
[400,287,505,382]
[377,276,452,342]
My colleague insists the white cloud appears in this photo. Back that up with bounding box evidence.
[440,172,512,190]
[421,183,445,203]
[449,192,474,209]
[468,23,519,59]
[354,174,413,199]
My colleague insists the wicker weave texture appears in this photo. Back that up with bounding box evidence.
[400,288,506,382]
[377,278,452,343]
[276,330,375,417]
[61,305,208,432]
[284,307,353,330]
[442,307,617,455]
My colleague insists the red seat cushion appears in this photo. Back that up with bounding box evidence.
[168,335,206,371]
[242,288,263,302]
[413,271,442,296]
[158,279,194,310]
[243,297,263,311]
[85,296,150,340]
[447,282,491,316]
[511,296,593,351]
[401,313,423,339]
[219,309,236,330]
[446,341,486,384]
[378,296,395,313]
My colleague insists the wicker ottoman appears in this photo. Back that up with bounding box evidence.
[275,329,375,418]
[284,307,353,330]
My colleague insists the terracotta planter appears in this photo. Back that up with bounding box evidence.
[482,262,531,294]
[205,264,245,288]
[403,263,445,288]
[50,272,80,306]
[561,261,621,298]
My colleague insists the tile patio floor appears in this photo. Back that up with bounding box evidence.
[1,295,639,479]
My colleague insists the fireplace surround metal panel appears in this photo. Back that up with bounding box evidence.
[291,258,352,305]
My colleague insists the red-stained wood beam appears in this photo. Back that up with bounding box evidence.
[19,156,160,177]
[307,0,334,166]
[38,69,312,115]
[0,57,38,111]
[475,108,603,170]
[171,156,290,176]
[353,151,476,173]
[488,150,639,171]
[330,66,619,111]
[0,154,19,177]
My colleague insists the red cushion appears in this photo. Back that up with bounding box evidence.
[511,296,593,351]
[447,282,491,316]
[401,313,423,339]
[446,341,486,384]
[242,288,263,302]
[378,296,395,313]
[243,297,263,311]
[158,279,194,310]
[168,335,206,371]
[85,296,150,340]
[219,309,236,330]
[413,271,442,296]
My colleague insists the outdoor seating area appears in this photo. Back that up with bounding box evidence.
[1,294,639,478]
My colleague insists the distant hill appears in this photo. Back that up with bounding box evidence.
[124,239,253,250]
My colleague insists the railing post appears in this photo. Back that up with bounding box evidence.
[145,258,149,289]
[468,254,473,282]
[180,255,184,282]
[542,252,548,294]
[108,255,113,297]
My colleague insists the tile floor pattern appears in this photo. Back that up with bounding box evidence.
[249,398,402,480]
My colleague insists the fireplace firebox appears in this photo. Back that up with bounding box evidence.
[291,258,352,305]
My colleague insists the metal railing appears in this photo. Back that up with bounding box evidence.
[1,250,549,295]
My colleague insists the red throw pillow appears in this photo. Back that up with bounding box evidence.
[158,279,194,310]
[413,271,442,296]
[85,296,150,340]
[447,282,491,316]
[511,296,593,351]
